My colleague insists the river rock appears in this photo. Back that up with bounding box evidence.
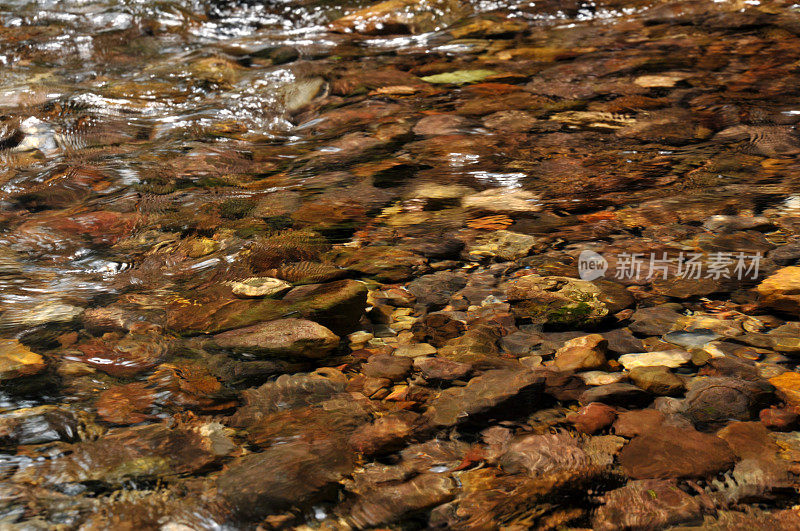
[412,114,469,136]
[393,343,437,358]
[167,279,367,335]
[468,230,538,261]
[218,434,355,519]
[618,427,736,479]
[413,356,471,381]
[628,306,682,336]
[95,382,156,424]
[757,267,800,315]
[593,479,704,530]
[14,421,234,487]
[0,340,45,381]
[411,311,467,347]
[407,271,467,310]
[213,318,339,358]
[230,372,346,427]
[612,409,665,438]
[345,473,455,528]
[580,383,651,407]
[567,402,617,434]
[769,371,800,406]
[332,245,426,283]
[362,353,413,381]
[682,377,774,428]
[329,0,470,35]
[760,405,799,431]
[349,410,420,455]
[462,189,542,215]
[506,276,611,327]
[424,369,543,427]
[0,302,82,330]
[617,350,692,370]
[552,333,608,371]
[227,277,292,298]
[499,431,591,475]
[0,405,100,447]
[629,366,685,396]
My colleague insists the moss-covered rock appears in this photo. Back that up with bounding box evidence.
[506,275,613,328]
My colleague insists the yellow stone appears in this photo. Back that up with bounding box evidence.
[769,372,800,406]
[0,339,45,380]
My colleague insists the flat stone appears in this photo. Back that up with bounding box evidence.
[629,366,685,396]
[769,371,800,406]
[346,473,455,528]
[0,405,100,446]
[628,306,682,336]
[613,409,665,438]
[227,277,292,298]
[579,383,651,408]
[468,230,538,261]
[393,343,437,358]
[362,353,413,381]
[760,405,799,431]
[618,427,736,479]
[507,275,611,328]
[757,267,800,316]
[663,329,721,349]
[348,410,420,455]
[213,318,339,359]
[602,328,644,354]
[617,350,692,370]
[552,333,608,372]
[0,302,82,330]
[0,340,45,380]
[424,369,543,427]
[218,435,355,519]
[593,479,704,531]
[167,279,367,335]
[413,356,471,381]
[579,371,627,386]
[499,431,591,475]
[462,188,542,214]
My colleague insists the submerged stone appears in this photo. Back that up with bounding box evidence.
[213,318,339,358]
[0,340,45,381]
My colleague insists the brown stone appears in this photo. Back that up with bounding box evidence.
[567,403,617,434]
[619,427,736,479]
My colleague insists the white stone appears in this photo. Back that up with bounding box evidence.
[579,371,627,386]
[617,350,692,370]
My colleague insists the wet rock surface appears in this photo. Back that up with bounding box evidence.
[1,0,800,527]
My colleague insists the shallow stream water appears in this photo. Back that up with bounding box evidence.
[3,0,800,528]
